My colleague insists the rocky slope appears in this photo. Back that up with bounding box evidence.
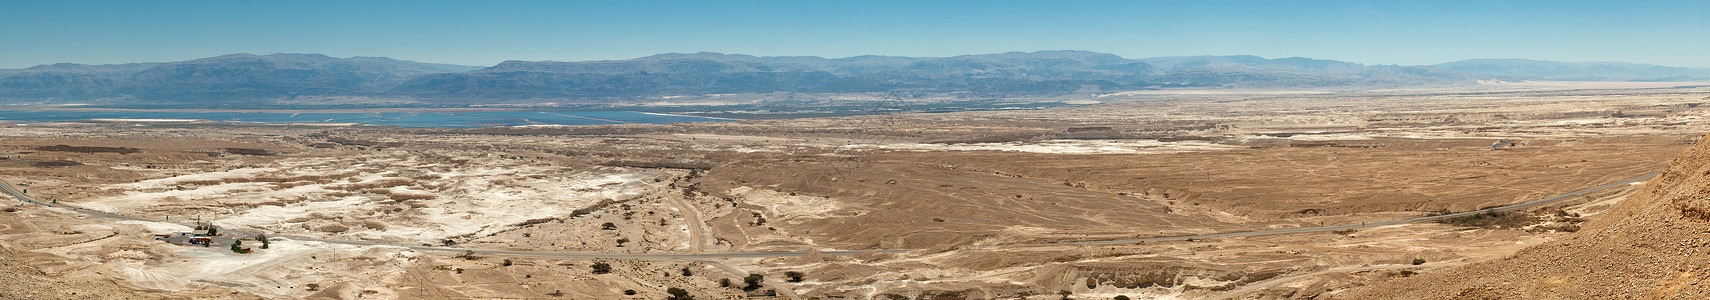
[1338,135,1710,299]
[0,244,147,299]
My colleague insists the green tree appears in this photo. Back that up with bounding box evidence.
[257,234,270,249]
[743,274,764,290]
[666,287,693,300]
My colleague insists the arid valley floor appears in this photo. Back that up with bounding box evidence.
[4,84,1710,299]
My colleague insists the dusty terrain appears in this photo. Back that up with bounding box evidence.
[1337,133,1710,299]
[1,85,1708,299]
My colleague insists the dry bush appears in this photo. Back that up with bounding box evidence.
[281,196,309,204]
[361,220,389,230]
[32,160,83,167]
[1527,223,1581,233]
[1434,210,1534,229]
[223,148,275,156]
[602,159,714,170]
[324,137,402,148]
[312,222,351,233]
[389,193,436,201]
[179,179,230,185]
[516,217,558,226]
[36,145,140,154]
[336,178,416,191]
[270,181,316,189]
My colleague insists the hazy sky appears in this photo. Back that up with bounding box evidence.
[2,0,1706,68]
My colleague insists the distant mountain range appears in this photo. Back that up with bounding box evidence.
[2,51,1706,105]
[1432,59,1710,82]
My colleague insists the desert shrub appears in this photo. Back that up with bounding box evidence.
[1115,296,1132,300]
[624,289,636,295]
[456,250,480,260]
[719,278,732,287]
[224,148,275,156]
[35,145,139,154]
[324,137,401,148]
[1412,258,1426,265]
[361,220,388,230]
[666,287,693,300]
[516,217,557,226]
[785,271,805,282]
[602,159,714,170]
[591,262,612,274]
[1529,223,1582,233]
[744,274,765,290]
[389,193,436,201]
[1434,210,1533,229]
[32,160,82,167]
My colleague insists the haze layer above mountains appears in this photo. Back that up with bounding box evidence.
[2,51,1707,105]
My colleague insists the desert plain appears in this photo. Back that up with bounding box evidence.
[3,84,1709,299]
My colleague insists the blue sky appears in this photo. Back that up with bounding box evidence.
[2,0,1706,68]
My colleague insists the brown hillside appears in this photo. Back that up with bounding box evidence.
[1338,136,1710,299]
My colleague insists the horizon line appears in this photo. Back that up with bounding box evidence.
[3,51,1704,70]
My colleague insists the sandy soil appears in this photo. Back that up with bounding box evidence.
[0,86,1707,298]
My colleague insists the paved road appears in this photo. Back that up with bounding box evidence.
[0,172,1659,257]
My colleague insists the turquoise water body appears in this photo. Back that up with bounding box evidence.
[0,110,734,128]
